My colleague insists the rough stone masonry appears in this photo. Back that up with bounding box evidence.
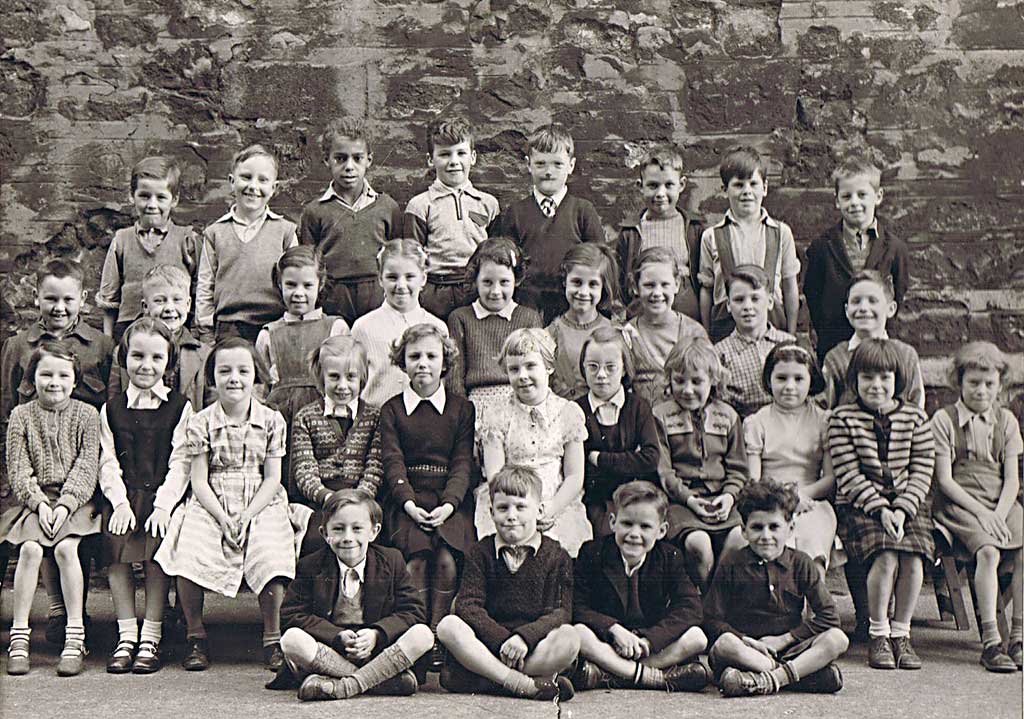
[1,0,1021,413]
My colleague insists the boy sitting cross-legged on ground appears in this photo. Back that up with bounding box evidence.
[437,464,579,702]
[572,480,710,692]
[267,489,434,700]
[705,478,849,697]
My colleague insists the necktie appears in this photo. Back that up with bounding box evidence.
[343,567,360,598]
[139,227,168,254]
[624,571,644,626]
[540,197,556,218]
[500,545,530,574]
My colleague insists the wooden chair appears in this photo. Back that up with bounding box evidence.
[932,525,1013,641]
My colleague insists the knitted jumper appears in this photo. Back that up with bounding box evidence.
[454,534,573,654]
[290,399,383,506]
[6,400,100,513]
[446,304,543,395]
[298,194,403,280]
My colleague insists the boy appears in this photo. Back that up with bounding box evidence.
[572,481,710,692]
[195,144,297,343]
[299,118,404,326]
[715,264,795,419]
[108,265,211,411]
[403,118,500,321]
[803,158,909,365]
[489,124,606,323]
[698,146,800,342]
[704,479,848,697]
[97,156,199,345]
[268,489,434,700]
[437,465,578,701]
[616,145,704,320]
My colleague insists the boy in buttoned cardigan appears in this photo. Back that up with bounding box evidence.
[572,481,710,692]
[269,490,433,700]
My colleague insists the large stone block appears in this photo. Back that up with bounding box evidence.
[910,235,1024,290]
[952,0,1024,49]
[683,61,799,133]
[0,58,47,118]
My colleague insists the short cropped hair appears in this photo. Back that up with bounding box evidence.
[232,144,279,176]
[611,480,668,522]
[427,117,474,154]
[579,326,635,388]
[498,328,556,371]
[36,258,84,288]
[26,341,81,387]
[322,488,383,527]
[845,338,906,400]
[832,157,882,194]
[117,317,178,377]
[664,336,726,396]
[489,464,544,503]
[559,243,622,316]
[846,269,895,303]
[719,145,767,185]
[390,323,459,378]
[638,144,685,176]
[131,156,181,196]
[204,336,269,389]
[320,118,372,156]
[376,239,428,274]
[141,264,190,295]
[308,335,369,393]
[527,124,574,158]
[272,245,326,300]
[736,478,800,523]
[465,237,528,287]
[950,341,1012,387]
[725,263,771,294]
[762,341,825,396]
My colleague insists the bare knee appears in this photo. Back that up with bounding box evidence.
[435,549,457,576]
[898,553,923,575]
[709,632,742,662]
[280,627,315,660]
[681,626,708,653]
[18,542,44,564]
[573,623,599,649]
[870,551,898,573]
[820,627,849,656]
[548,624,581,656]
[976,545,1000,567]
[53,538,80,566]
[436,614,468,645]
[403,623,436,655]
[684,533,713,562]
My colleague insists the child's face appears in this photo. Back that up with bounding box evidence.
[280,265,320,317]
[491,490,541,546]
[430,140,476,188]
[726,279,772,335]
[125,331,170,392]
[670,367,713,410]
[475,260,516,313]
[321,354,363,407]
[769,360,811,410]
[131,177,178,230]
[379,256,426,313]
[229,154,278,217]
[506,351,551,406]
[724,171,767,219]
[527,148,575,197]
[582,341,625,402]
[637,262,680,319]
[325,137,372,193]
[961,367,1000,414]
[610,501,668,565]
[835,174,882,230]
[142,281,190,333]
[857,370,896,411]
[34,355,76,409]
[321,502,381,567]
[564,264,604,318]
[640,165,684,218]
[404,335,444,397]
[213,347,256,406]
[845,279,896,337]
[742,508,793,562]
[35,275,84,332]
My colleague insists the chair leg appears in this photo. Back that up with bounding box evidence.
[941,555,972,631]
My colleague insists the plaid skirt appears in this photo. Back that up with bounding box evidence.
[837,503,934,564]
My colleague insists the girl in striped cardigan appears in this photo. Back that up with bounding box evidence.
[828,339,934,671]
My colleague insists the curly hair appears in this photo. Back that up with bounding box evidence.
[736,477,799,523]
[389,323,459,379]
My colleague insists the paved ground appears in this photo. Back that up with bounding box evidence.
[1,581,1021,719]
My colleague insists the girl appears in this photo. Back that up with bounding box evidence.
[446,237,542,434]
[1,342,100,676]
[475,328,591,557]
[99,318,193,675]
[932,341,1023,672]
[575,326,660,536]
[255,246,349,499]
[828,339,934,671]
[291,335,383,556]
[743,342,836,570]
[351,240,447,406]
[380,324,475,666]
[624,247,707,407]
[155,337,303,672]
[546,244,620,400]
[653,336,747,588]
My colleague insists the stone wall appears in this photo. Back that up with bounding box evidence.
[2,0,1022,413]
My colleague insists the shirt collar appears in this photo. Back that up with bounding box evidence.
[282,307,324,322]
[324,395,359,419]
[518,390,560,428]
[136,221,169,235]
[737,544,794,569]
[126,381,170,408]
[588,386,625,414]
[848,330,888,351]
[955,399,996,427]
[318,180,377,205]
[403,383,446,416]
[843,218,877,240]
[30,317,92,343]
[427,178,482,200]
[471,299,517,321]
[718,207,777,228]
[533,186,567,209]
[208,398,270,431]
[494,530,543,558]
[214,207,282,225]
[337,555,367,584]
[622,551,646,577]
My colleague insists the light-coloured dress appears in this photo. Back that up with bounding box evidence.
[743,402,837,564]
[155,399,303,596]
[475,391,592,557]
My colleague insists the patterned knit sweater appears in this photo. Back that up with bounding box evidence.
[290,398,383,506]
[6,399,100,513]
[828,401,934,517]
[446,304,543,395]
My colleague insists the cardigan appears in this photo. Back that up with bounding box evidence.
[298,191,403,280]
[616,209,704,307]
[455,534,573,654]
[446,304,543,395]
[828,401,934,517]
[573,536,702,653]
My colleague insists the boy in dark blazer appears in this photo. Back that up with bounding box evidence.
[267,489,433,700]
[572,481,710,692]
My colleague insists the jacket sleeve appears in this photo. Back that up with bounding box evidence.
[789,553,841,641]
[298,204,318,246]
[686,215,705,294]
[595,399,661,478]
[513,549,572,652]
[720,412,748,498]
[280,560,345,645]
[441,401,475,511]
[828,411,888,514]
[701,561,740,645]
[638,546,703,653]
[454,544,514,653]
[802,237,824,328]
[654,410,693,504]
[445,313,467,397]
[7,407,47,511]
[380,402,415,507]
[572,543,620,640]
[291,410,329,506]
[372,550,428,643]
[579,200,608,245]
[890,234,909,308]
